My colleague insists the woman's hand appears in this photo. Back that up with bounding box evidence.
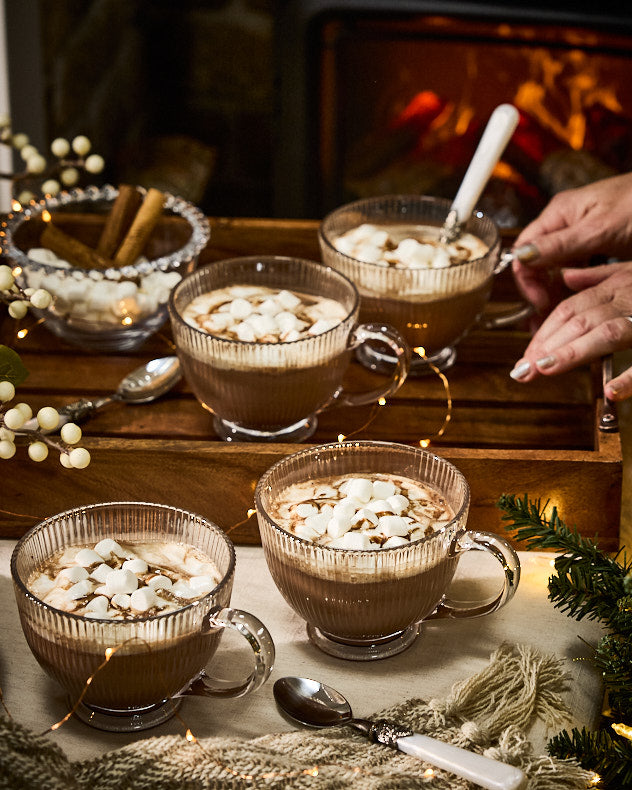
[512,173,632,315]
[510,261,632,401]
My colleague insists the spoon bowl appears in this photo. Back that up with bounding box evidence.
[273,676,527,790]
[20,356,182,434]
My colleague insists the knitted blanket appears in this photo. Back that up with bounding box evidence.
[0,644,593,790]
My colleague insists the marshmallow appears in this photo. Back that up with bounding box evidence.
[146,574,173,591]
[372,480,397,499]
[296,503,318,518]
[105,568,139,596]
[378,515,409,537]
[74,548,104,567]
[94,538,126,560]
[123,558,148,575]
[130,587,157,613]
[91,563,115,584]
[229,298,254,320]
[58,566,89,585]
[67,579,95,600]
[111,593,132,610]
[343,478,373,503]
[189,575,216,595]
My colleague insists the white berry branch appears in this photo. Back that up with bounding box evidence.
[0,264,91,468]
[0,114,104,204]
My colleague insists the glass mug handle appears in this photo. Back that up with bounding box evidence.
[335,322,411,407]
[429,531,521,620]
[180,606,275,699]
[482,249,534,330]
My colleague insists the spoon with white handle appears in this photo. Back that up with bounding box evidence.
[274,677,527,790]
[20,356,181,433]
[440,103,520,243]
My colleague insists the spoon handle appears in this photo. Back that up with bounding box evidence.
[396,732,526,790]
[450,103,519,223]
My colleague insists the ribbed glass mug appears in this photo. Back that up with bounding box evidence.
[11,502,275,732]
[256,441,520,661]
[168,256,410,442]
[319,194,503,374]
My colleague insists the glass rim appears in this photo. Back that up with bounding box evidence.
[10,500,235,625]
[254,439,471,552]
[318,193,500,270]
[168,255,360,348]
[0,183,211,281]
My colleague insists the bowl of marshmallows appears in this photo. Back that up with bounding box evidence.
[0,184,210,351]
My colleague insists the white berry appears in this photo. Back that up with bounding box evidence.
[60,167,79,186]
[60,422,82,444]
[0,380,15,402]
[26,153,46,174]
[0,439,16,459]
[28,441,48,462]
[60,453,73,468]
[42,179,60,196]
[29,288,52,309]
[11,132,29,149]
[85,154,104,173]
[14,402,32,421]
[3,408,25,430]
[17,190,35,205]
[37,406,59,431]
[69,447,90,468]
[8,301,28,319]
[72,135,91,156]
[20,144,38,162]
[0,264,14,290]
[50,137,70,157]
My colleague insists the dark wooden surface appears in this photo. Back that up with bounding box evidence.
[0,217,623,549]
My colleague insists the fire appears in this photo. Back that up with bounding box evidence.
[514,48,622,150]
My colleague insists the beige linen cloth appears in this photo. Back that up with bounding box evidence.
[0,644,592,789]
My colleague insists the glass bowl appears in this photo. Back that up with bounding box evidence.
[0,185,210,352]
[318,194,502,373]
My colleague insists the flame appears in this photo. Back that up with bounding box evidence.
[514,48,622,150]
[42,210,51,223]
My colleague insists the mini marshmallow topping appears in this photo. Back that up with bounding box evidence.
[269,473,454,549]
[182,284,348,343]
[333,223,488,270]
[27,539,222,619]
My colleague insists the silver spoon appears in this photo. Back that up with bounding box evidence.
[273,677,526,790]
[21,356,182,433]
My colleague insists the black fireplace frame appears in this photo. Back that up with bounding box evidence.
[273,0,632,219]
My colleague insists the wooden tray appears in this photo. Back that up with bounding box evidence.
[0,217,622,549]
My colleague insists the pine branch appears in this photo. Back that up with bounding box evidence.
[548,726,632,788]
[496,494,629,630]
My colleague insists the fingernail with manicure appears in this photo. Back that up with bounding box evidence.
[536,355,556,370]
[510,361,531,380]
[513,243,540,264]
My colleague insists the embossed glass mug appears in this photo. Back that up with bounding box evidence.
[256,441,520,661]
[319,194,515,374]
[168,256,411,442]
[11,502,275,732]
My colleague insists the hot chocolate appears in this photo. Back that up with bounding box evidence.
[263,472,458,641]
[332,222,492,353]
[169,258,410,441]
[23,538,225,709]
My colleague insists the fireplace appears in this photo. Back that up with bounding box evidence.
[274,2,632,227]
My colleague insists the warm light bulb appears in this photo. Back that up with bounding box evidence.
[42,209,51,223]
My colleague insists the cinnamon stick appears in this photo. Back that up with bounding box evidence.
[40,221,114,270]
[95,183,143,257]
[114,187,165,267]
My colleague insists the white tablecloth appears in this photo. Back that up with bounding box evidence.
[0,541,604,763]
